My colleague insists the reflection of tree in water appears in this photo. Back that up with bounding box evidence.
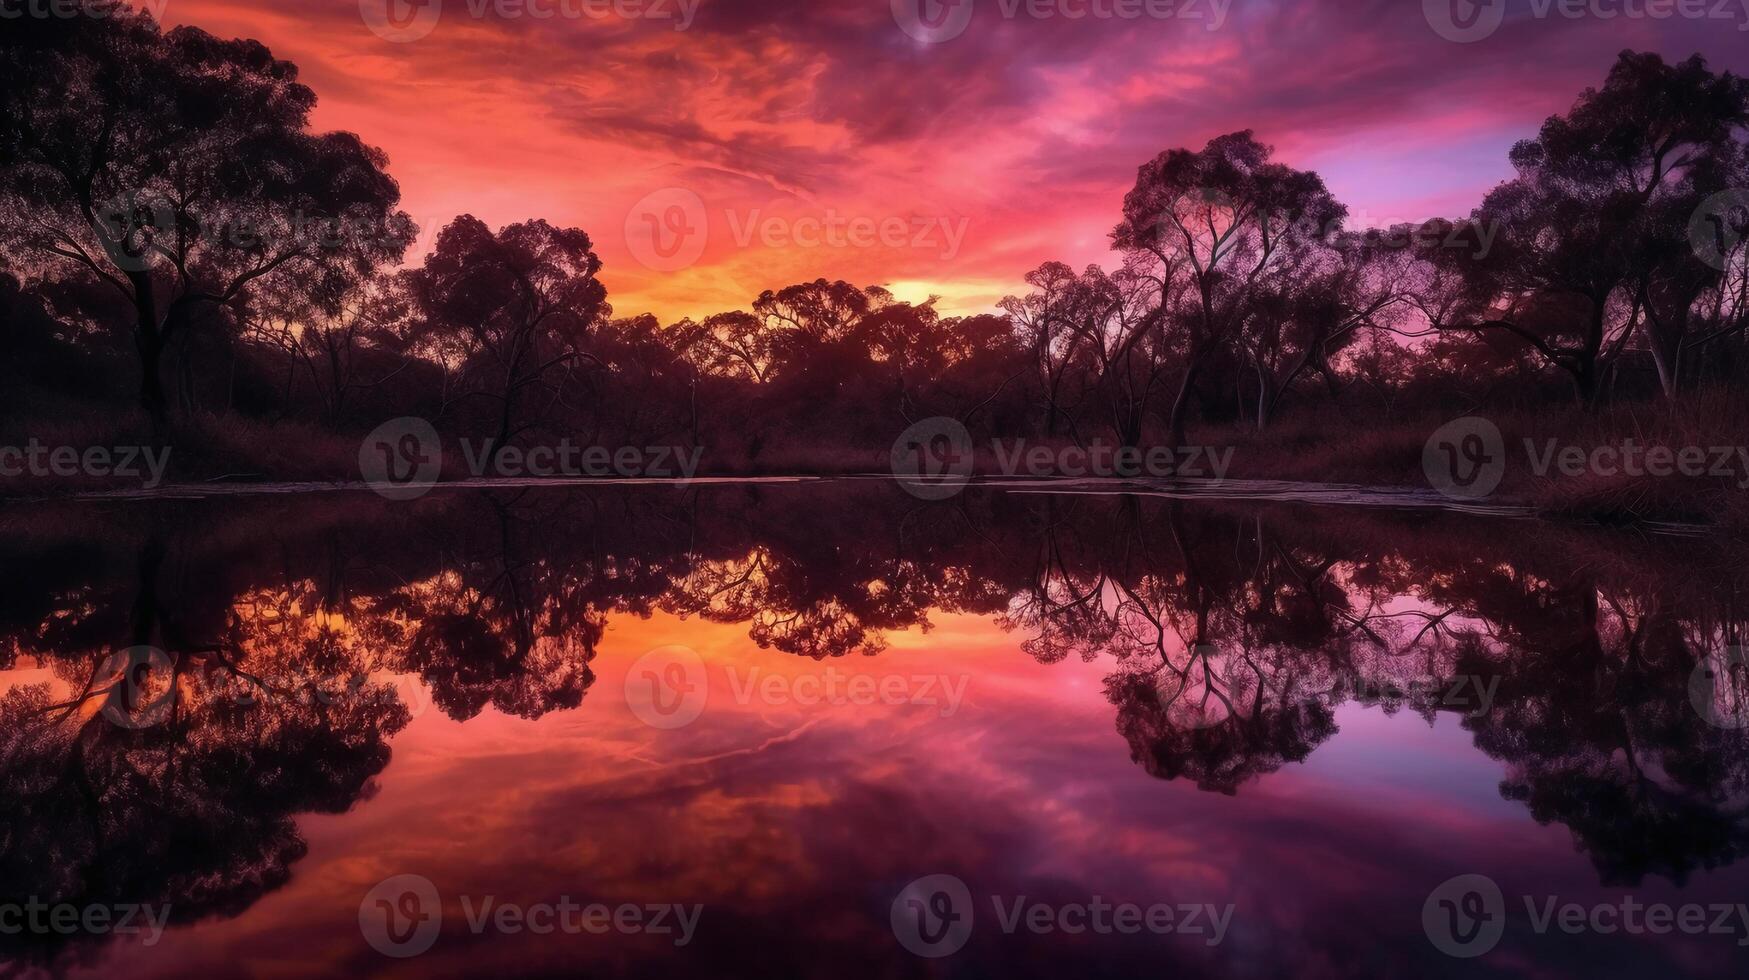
[1007,503,1367,794]
[1441,573,1749,884]
[1044,501,1749,884]
[0,539,412,971]
[0,491,675,966]
[1,484,1748,967]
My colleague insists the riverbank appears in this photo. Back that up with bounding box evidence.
[4,397,1747,532]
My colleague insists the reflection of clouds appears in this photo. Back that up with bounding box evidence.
[5,487,1749,976]
[36,595,1749,979]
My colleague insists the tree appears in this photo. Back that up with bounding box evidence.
[1003,261,1170,449]
[692,310,778,383]
[401,216,609,460]
[1113,131,1344,444]
[244,278,415,429]
[0,4,413,421]
[1448,51,1749,405]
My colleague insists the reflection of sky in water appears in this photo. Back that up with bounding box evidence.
[49,608,1749,979]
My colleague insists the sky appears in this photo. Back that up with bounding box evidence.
[160,0,1749,321]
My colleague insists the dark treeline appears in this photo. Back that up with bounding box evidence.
[3,5,1748,479]
[1,483,1746,966]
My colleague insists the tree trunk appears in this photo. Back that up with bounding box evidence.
[1167,354,1203,448]
[129,273,168,424]
[137,331,167,422]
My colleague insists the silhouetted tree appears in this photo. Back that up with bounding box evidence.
[0,3,413,421]
[399,216,608,459]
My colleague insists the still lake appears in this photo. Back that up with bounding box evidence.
[2,480,1747,978]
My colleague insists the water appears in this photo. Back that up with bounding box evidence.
[1,481,1746,978]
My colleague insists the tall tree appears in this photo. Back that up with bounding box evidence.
[1113,131,1344,444]
[1449,51,1749,404]
[401,216,608,459]
[0,3,413,420]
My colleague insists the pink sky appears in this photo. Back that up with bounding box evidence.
[164,0,1749,320]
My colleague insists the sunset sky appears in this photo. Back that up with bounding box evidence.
[163,0,1749,321]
